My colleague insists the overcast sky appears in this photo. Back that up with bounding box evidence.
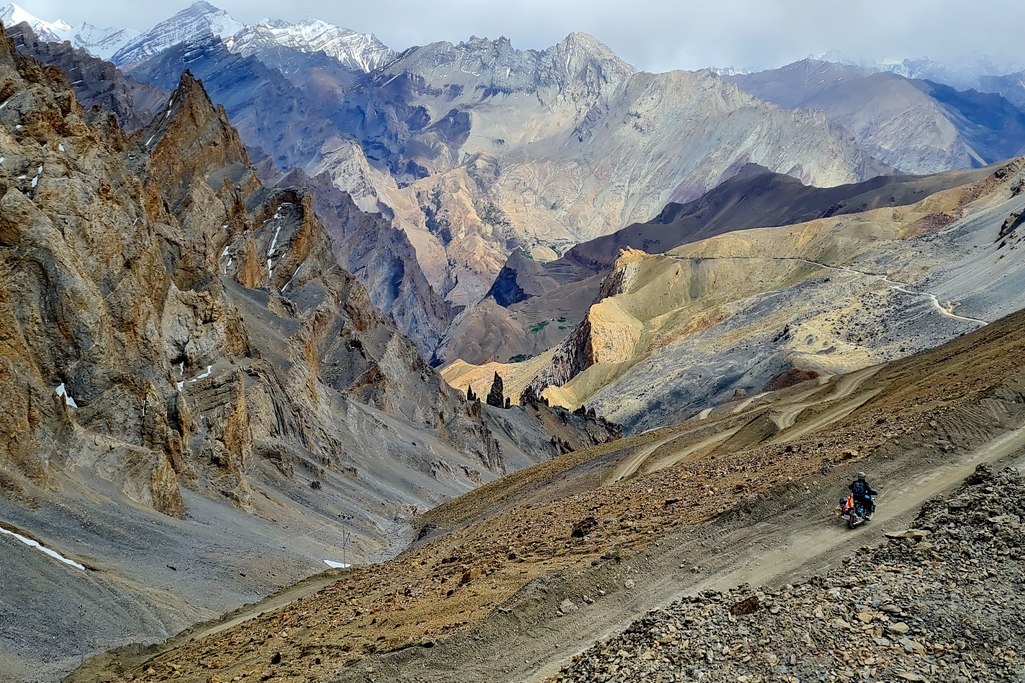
[20,0,1025,72]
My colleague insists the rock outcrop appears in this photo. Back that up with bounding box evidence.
[486,372,505,408]
[557,465,1025,682]
[0,31,620,677]
[6,21,165,132]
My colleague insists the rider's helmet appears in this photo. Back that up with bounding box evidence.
[857,471,866,480]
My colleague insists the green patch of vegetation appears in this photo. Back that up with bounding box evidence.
[557,317,567,322]
[528,321,550,334]
[558,325,568,330]
[509,354,533,363]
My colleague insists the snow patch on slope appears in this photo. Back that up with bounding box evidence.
[111,1,243,67]
[0,525,86,570]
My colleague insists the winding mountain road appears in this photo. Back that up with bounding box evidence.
[668,255,990,325]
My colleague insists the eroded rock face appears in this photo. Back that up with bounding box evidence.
[116,29,889,326]
[275,168,458,361]
[6,22,165,133]
[0,29,614,531]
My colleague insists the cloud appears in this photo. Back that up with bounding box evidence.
[21,0,1025,72]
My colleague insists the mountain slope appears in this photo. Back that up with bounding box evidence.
[729,59,1025,174]
[6,21,166,132]
[528,160,1025,431]
[225,18,394,73]
[561,163,994,273]
[0,2,137,58]
[441,158,1025,431]
[69,289,1025,683]
[436,163,992,366]
[276,167,460,357]
[110,0,243,67]
[0,34,616,679]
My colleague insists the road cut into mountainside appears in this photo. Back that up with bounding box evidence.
[331,393,1025,682]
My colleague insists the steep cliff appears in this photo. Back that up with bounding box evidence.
[6,21,165,132]
[0,33,617,679]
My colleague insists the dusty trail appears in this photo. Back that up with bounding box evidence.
[638,426,742,477]
[339,411,1025,683]
[730,392,768,414]
[771,388,883,444]
[521,426,1025,683]
[669,255,990,325]
[66,571,349,681]
[770,366,880,430]
[793,258,990,326]
[614,369,879,486]
[605,430,696,485]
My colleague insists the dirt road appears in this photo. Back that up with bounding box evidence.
[770,366,879,430]
[612,368,880,486]
[333,411,1025,683]
[66,570,350,683]
[668,254,991,326]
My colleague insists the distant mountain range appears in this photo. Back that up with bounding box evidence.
[5,0,1025,367]
[0,2,138,58]
[726,59,1025,174]
[813,49,1025,90]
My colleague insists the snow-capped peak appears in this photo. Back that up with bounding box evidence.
[807,49,1025,89]
[111,1,244,67]
[225,18,395,73]
[1,2,73,43]
[72,23,141,60]
[0,2,137,59]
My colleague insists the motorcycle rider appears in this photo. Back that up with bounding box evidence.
[849,471,877,517]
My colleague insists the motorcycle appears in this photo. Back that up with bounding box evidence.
[835,493,874,528]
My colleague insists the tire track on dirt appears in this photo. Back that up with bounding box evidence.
[770,365,882,430]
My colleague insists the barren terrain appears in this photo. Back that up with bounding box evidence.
[69,305,1025,683]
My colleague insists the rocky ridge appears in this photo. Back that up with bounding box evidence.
[6,21,166,132]
[0,31,617,679]
[225,18,395,73]
[276,167,459,358]
[116,33,456,356]
[111,1,243,67]
[728,59,1025,174]
[555,464,1025,682]
[0,2,137,59]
